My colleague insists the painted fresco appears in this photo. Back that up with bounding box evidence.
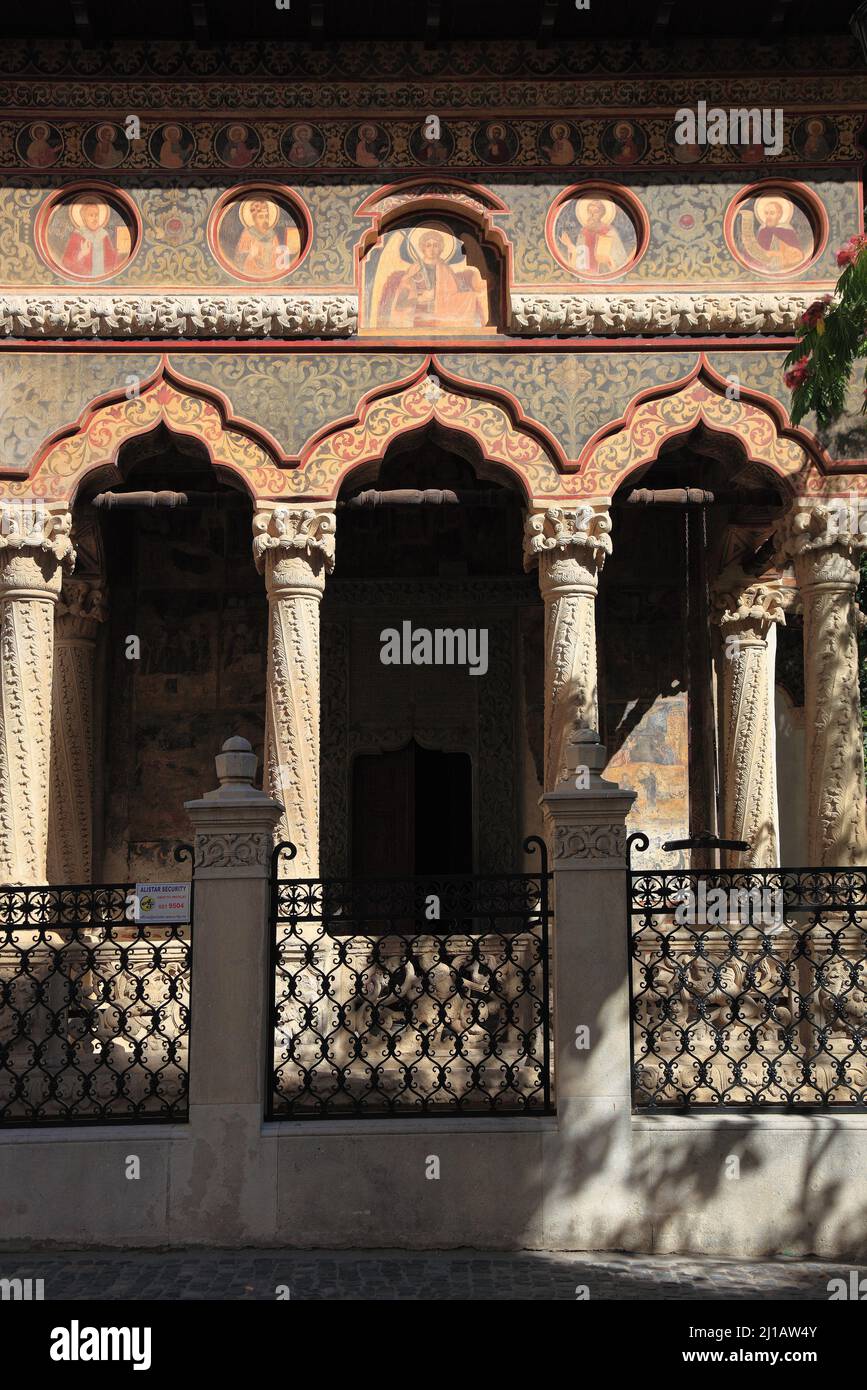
[728,190,817,275]
[0,171,854,290]
[362,221,497,334]
[281,123,326,167]
[537,122,582,166]
[148,123,196,170]
[9,346,864,487]
[82,122,128,169]
[38,189,137,280]
[505,172,853,284]
[550,193,639,277]
[0,35,859,81]
[210,190,304,280]
[214,123,261,168]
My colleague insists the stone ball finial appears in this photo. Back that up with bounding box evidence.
[215,736,258,787]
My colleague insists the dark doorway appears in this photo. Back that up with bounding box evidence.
[351,741,472,876]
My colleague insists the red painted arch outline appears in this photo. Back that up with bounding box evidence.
[576,353,840,496]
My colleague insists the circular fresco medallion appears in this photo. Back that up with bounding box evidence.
[83,121,128,169]
[345,122,391,168]
[214,121,261,169]
[16,121,64,168]
[208,186,308,281]
[548,185,647,279]
[472,120,519,165]
[281,122,326,168]
[409,120,455,167]
[36,185,139,281]
[600,119,647,166]
[725,184,825,276]
[538,121,582,166]
[149,122,196,170]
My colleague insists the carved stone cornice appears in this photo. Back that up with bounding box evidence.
[523,505,612,576]
[0,507,75,572]
[252,508,337,579]
[0,290,824,341]
[0,294,358,340]
[509,289,827,337]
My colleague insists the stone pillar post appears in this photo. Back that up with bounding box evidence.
[524,504,612,791]
[0,505,74,884]
[253,506,336,876]
[47,576,107,884]
[542,738,637,1245]
[777,501,867,866]
[179,736,284,1242]
[712,565,785,868]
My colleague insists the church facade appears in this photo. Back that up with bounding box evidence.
[2,29,867,1253]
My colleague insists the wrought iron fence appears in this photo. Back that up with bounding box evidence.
[628,833,867,1108]
[0,852,192,1126]
[268,838,553,1118]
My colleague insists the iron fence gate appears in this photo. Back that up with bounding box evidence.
[627,833,867,1108]
[0,848,193,1126]
[268,837,553,1118]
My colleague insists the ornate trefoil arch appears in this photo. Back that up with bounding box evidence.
[575,355,849,501]
[2,352,848,513]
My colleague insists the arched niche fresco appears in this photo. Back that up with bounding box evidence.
[360,216,501,336]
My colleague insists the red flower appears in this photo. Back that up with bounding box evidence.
[784,358,811,390]
[836,234,867,267]
[798,294,832,330]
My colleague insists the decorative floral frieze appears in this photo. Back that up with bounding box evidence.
[194,832,270,868]
[510,289,824,337]
[554,823,627,862]
[0,294,357,340]
[0,290,825,340]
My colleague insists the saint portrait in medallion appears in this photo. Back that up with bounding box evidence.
[210,189,305,281]
[730,191,817,275]
[550,192,639,278]
[38,189,136,280]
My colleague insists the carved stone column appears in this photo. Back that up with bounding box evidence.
[47,576,107,884]
[712,566,785,868]
[0,507,75,883]
[777,502,867,866]
[524,504,612,791]
[253,507,336,876]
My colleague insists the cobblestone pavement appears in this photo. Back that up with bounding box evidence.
[1,1249,861,1299]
